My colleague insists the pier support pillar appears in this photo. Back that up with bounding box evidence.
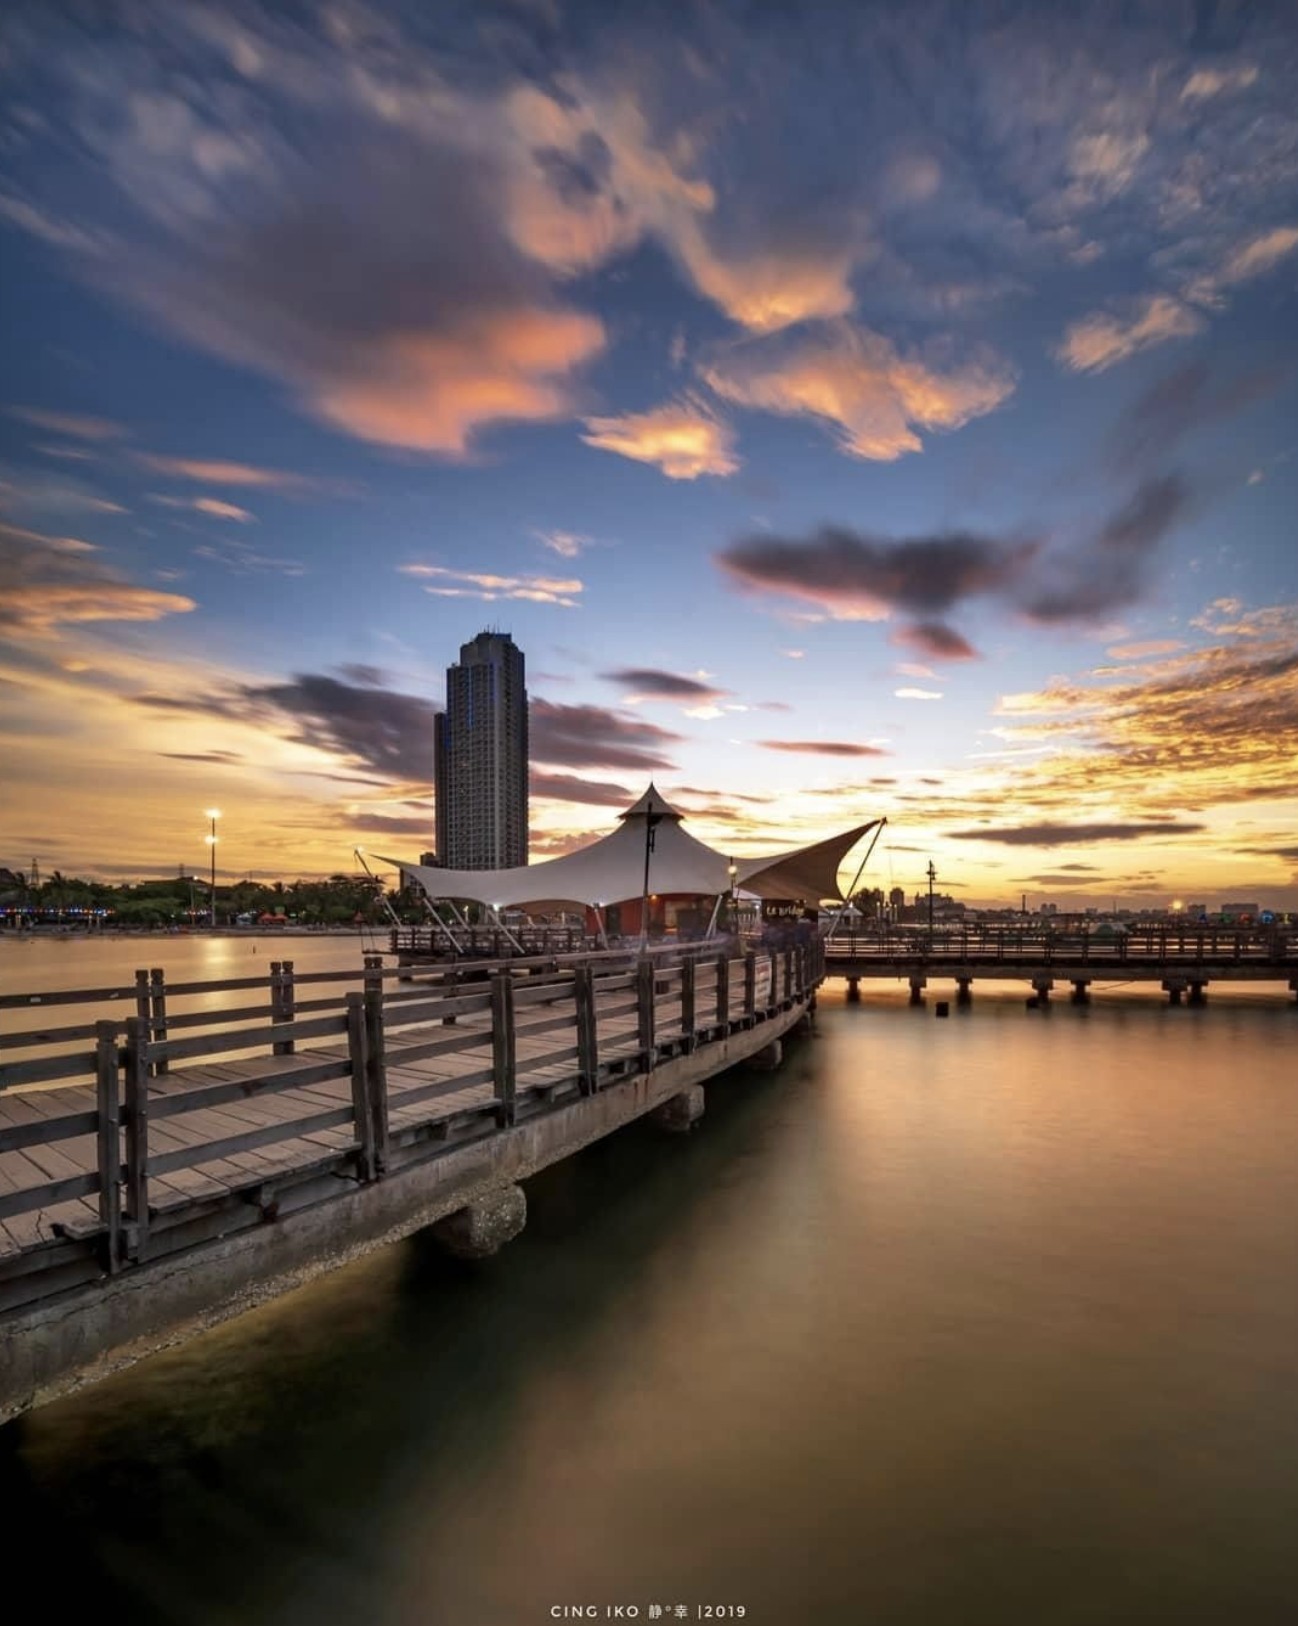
[1188,981,1208,1006]
[1291,978,1298,1004]
[749,1038,784,1072]
[955,977,972,1005]
[431,1184,527,1259]
[846,978,861,1002]
[909,975,926,1007]
[397,953,414,985]
[1070,979,1091,1005]
[1031,978,1053,1005]
[652,1085,706,1134]
[1163,979,1185,1006]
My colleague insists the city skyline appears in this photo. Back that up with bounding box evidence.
[1,1,1296,910]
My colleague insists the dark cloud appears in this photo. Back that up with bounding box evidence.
[337,664,391,689]
[718,525,1036,618]
[138,672,436,781]
[1239,845,1298,864]
[158,750,246,764]
[602,668,727,700]
[947,821,1206,846]
[759,740,890,757]
[1019,873,1108,886]
[1019,475,1192,623]
[239,675,436,780]
[530,698,682,772]
[1108,362,1287,477]
[530,771,633,806]
[349,812,434,838]
[894,621,980,660]
[718,466,1201,635]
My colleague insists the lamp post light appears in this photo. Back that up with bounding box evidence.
[205,809,220,928]
[727,859,738,937]
[639,790,662,950]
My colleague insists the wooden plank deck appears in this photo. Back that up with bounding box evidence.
[0,956,776,1268]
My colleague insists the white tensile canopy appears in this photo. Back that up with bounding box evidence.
[379,785,881,912]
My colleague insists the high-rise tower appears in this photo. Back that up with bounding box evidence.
[434,630,529,869]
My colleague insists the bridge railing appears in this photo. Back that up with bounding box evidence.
[819,925,1292,965]
[0,942,823,1298]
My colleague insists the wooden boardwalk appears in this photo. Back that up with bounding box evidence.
[822,923,1298,1000]
[0,943,818,1332]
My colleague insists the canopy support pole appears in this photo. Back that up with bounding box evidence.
[354,849,402,929]
[703,893,725,939]
[490,906,526,956]
[825,818,886,944]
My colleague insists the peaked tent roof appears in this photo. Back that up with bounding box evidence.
[378,785,881,911]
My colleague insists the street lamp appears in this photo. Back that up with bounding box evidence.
[727,858,738,936]
[205,809,220,927]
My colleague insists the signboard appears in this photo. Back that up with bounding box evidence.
[761,899,805,922]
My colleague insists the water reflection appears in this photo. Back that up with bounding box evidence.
[5,984,1298,1624]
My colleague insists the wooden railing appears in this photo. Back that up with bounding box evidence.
[820,925,1294,966]
[0,942,823,1291]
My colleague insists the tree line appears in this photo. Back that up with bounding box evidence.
[0,867,423,927]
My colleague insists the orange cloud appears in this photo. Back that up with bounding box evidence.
[1105,639,1186,660]
[673,238,857,334]
[1218,226,1298,285]
[0,520,195,640]
[310,307,605,454]
[399,564,583,607]
[1055,294,1204,373]
[700,323,1015,460]
[149,494,255,522]
[1180,63,1258,101]
[135,455,327,491]
[6,406,127,441]
[502,84,860,333]
[581,398,739,479]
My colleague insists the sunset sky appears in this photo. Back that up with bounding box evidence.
[1,0,1295,908]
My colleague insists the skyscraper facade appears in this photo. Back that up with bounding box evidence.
[434,630,529,869]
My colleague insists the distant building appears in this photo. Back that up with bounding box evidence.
[434,630,529,870]
[1220,901,1259,922]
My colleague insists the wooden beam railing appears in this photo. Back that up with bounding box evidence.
[0,944,825,1282]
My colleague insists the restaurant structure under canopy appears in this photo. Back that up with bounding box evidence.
[381,785,882,939]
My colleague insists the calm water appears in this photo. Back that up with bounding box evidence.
[3,940,1297,1624]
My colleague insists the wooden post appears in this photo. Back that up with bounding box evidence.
[782,949,793,1005]
[680,955,697,1052]
[574,965,599,1094]
[637,956,656,1070]
[95,1021,121,1275]
[744,952,757,1023]
[135,968,166,1077]
[492,972,517,1126]
[715,952,730,1034]
[122,1015,149,1261]
[273,959,297,1055]
[768,950,779,1015]
[364,959,389,1172]
[346,992,377,1181]
[149,967,168,1075]
[442,965,459,1024]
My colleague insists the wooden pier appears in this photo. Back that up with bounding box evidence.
[823,923,1298,1004]
[0,940,822,1422]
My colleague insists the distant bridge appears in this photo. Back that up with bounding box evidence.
[822,924,1298,1004]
